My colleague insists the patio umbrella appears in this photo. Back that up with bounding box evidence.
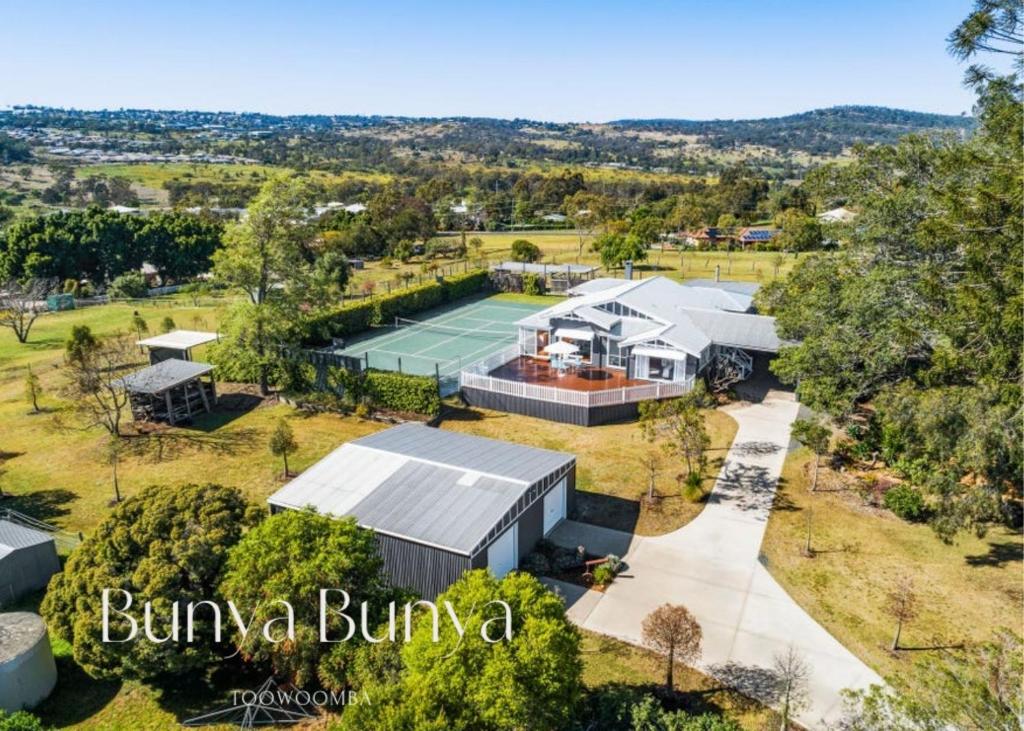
[544,340,580,355]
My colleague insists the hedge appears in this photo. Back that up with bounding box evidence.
[302,268,489,344]
[364,370,441,416]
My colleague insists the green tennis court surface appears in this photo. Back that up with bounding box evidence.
[335,297,545,391]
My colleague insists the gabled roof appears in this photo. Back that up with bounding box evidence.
[0,520,55,559]
[682,279,761,298]
[518,276,779,354]
[267,424,575,555]
[115,359,214,395]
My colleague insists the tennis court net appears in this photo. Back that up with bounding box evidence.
[393,317,517,341]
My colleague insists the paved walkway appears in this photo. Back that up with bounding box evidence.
[545,394,883,729]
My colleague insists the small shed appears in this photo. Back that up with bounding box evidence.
[116,359,217,425]
[137,330,219,365]
[0,612,58,712]
[0,521,60,607]
[267,423,576,598]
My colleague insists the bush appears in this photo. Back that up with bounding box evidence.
[510,239,541,262]
[520,552,551,575]
[364,370,440,416]
[593,563,615,586]
[0,711,46,731]
[107,271,148,298]
[883,484,927,521]
[551,545,583,572]
[522,272,542,296]
[604,554,622,573]
[681,471,704,502]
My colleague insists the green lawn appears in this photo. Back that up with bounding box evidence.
[581,631,776,729]
[436,231,804,284]
[438,403,738,536]
[761,448,1023,686]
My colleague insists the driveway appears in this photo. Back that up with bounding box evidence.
[545,394,883,729]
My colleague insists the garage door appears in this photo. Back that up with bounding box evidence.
[487,525,517,579]
[543,478,567,535]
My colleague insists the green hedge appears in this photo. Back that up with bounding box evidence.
[364,370,441,416]
[302,268,490,344]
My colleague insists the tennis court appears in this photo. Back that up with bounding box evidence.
[335,297,545,394]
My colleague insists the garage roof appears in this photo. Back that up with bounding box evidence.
[267,424,574,555]
[0,520,54,560]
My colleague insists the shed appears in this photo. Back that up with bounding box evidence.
[137,330,219,364]
[0,612,57,712]
[0,521,60,607]
[116,358,217,425]
[267,423,576,598]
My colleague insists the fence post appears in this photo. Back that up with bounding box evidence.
[398,357,402,373]
[364,352,370,369]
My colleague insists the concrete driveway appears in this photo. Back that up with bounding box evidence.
[545,395,883,729]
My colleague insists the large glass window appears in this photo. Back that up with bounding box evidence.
[648,357,675,380]
[605,337,625,368]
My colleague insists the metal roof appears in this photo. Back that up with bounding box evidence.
[115,359,214,394]
[682,279,761,297]
[0,520,55,553]
[352,423,573,484]
[492,261,598,275]
[516,276,779,354]
[137,330,218,351]
[267,424,575,555]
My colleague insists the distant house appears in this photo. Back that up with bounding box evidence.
[0,521,60,606]
[735,227,780,247]
[267,423,576,598]
[818,206,856,223]
[680,227,732,248]
[541,213,567,224]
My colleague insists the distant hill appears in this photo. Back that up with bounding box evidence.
[0,105,976,178]
[611,106,975,155]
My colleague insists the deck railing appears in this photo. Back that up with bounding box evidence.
[460,351,694,408]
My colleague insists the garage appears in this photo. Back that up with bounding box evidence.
[268,423,576,598]
[0,520,61,608]
[487,526,517,579]
[543,478,566,534]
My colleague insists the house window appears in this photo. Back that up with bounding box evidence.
[605,337,625,368]
[648,357,675,380]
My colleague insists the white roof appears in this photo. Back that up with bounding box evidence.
[554,327,595,341]
[818,206,856,223]
[517,276,779,355]
[632,346,688,361]
[137,330,219,350]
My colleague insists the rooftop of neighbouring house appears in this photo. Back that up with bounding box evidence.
[266,423,575,555]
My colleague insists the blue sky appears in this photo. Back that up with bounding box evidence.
[0,1,992,121]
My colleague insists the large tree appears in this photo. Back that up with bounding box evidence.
[757,7,1022,539]
[41,483,254,680]
[211,175,348,394]
[218,509,395,690]
[342,570,583,731]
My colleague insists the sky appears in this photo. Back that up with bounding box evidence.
[0,1,998,122]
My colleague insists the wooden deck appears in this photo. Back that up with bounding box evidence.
[488,356,647,392]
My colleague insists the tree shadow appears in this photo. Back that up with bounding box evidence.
[439,403,487,422]
[124,428,261,464]
[574,491,641,535]
[0,488,77,522]
[706,661,781,708]
[34,657,123,727]
[964,541,1023,567]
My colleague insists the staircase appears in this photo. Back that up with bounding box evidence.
[709,346,753,391]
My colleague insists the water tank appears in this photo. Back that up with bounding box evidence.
[0,612,57,712]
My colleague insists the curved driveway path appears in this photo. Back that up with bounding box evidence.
[546,395,883,729]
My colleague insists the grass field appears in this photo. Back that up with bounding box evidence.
[439,231,803,285]
[761,448,1023,687]
[438,403,738,536]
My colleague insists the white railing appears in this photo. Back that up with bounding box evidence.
[460,368,694,408]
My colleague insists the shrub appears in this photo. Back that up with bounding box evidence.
[519,552,551,575]
[160,316,176,333]
[593,563,615,586]
[522,272,542,296]
[364,370,441,416]
[681,471,704,502]
[551,545,583,572]
[604,554,622,573]
[40,484,254,680]
[883,484,927,521]
[510,239,541,262]
[107,271,148,298]
[0,711,46,731]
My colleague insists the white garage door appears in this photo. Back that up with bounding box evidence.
[487,525,517,579]
[543,478,567,535]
